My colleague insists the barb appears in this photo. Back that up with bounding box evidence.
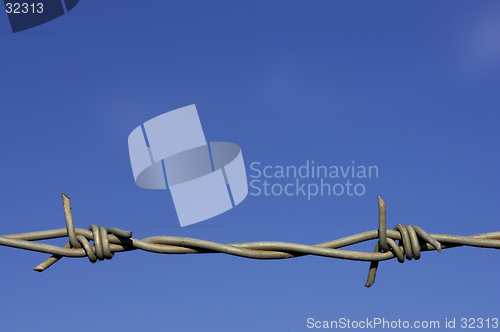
[0,194,498,287]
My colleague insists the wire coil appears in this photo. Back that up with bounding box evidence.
[0,194,498,287]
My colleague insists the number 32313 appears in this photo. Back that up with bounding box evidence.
[5,3,43,14]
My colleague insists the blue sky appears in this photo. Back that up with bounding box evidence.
[0,1,499,331]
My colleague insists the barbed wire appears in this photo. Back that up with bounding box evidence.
[0,194,498,287]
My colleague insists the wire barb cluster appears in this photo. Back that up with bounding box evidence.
[0,194,498,287]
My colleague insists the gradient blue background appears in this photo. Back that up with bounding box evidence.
[0,1,499,331]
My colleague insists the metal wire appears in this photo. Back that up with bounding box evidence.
[0,194,498,287]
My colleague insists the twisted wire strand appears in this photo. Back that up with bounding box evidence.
[0,194,498,287]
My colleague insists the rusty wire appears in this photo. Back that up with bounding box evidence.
[0,194,498,287]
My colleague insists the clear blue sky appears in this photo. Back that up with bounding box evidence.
[0,1,498,331]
